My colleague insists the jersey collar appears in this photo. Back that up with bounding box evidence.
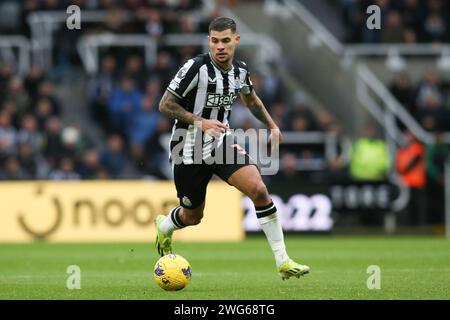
[208,52,233,73]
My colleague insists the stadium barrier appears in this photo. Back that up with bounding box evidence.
[0,181,243,242]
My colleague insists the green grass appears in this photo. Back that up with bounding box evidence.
[0,236,449,299]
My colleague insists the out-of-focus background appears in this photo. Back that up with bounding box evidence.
[0,0,449,241]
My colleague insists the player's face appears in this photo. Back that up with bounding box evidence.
[208,29,240,67]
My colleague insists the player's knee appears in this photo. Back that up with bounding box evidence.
[249,182,269,203]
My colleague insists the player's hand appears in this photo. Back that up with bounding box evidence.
[199,119,227,138]
[268,127,283,153]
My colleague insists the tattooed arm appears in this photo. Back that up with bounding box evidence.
[240,91,279,130]
[159,90,227,134]
[240,91,283,147]
[159,90,202,125]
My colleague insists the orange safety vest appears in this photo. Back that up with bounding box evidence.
[396,141,426,188]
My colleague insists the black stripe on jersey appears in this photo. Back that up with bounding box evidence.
[227,62,241,124]
[203,61,217,120]
[201,59,218,156]
[233,61,241,94]
[217,71,229,123]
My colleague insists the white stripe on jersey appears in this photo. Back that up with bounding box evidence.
[202,66,223,159]
[193,65,208,116]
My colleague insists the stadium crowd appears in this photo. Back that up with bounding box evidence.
[337,0,450,43]
[0,0,342,181]
[389,69,450,132]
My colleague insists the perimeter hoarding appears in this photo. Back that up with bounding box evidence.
[0,181,243,242]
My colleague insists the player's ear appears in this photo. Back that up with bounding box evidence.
[235,34,240,44]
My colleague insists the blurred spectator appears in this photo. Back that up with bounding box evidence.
[149,51,176,90]
[349,124,390,181]
[422,13,448,42]
[34,98,55,131]
[124,54,147,90]
[395,130,426,225]
[287,106,318,131]
[128,95,161,164]
[0,156,29,180]
[17,142,39,178]
[42,116,64,168]
[403,28,418,43]
[87,55,118,130]
[261,69,284,105]
[16,115,42,154]
[396,130,426,188]
[400,0,422,33]
[77,149,103,179]
[103,6,130,33]
[390,72,415,114]
[316,110,335,132]
[326,124,350,182]
[144,9,164,37]
[145,77,162,97]
[0,64,14,100]
[49,157,81,180]
[100,134,127,179]
[416,91,450,132]
[24,65,45,102]
[1,100,19,128]
[271,152,302,184]
[268,102,287,130]
[108,76,143,136]
[5,76,31,119]
[425,132,449,224]
[0,111,17,158]
[35,80,61,116]
[60,125,89,161]
[381,10,406,43]
[415,69,445,109]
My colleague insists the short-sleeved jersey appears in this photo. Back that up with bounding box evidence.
[166,52,253,164]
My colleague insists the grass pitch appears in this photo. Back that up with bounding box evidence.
[0,236,449,300]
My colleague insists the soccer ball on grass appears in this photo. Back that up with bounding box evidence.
[154,254,191,291]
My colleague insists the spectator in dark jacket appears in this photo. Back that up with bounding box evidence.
[108,76,143,136]
[100,134,127,179]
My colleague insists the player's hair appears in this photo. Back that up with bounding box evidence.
[208,17,237,34]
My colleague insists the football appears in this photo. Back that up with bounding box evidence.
[154,254,192,291]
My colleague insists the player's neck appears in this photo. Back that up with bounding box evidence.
[209,52,233,72]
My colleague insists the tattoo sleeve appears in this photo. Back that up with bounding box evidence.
[159,91,202,125]
[247,96,277,129]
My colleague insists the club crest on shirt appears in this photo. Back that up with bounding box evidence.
[177,67,188,80]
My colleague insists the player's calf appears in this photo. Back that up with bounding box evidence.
[179,207,204,226]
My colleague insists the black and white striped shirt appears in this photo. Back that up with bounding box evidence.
[167,52,253,164]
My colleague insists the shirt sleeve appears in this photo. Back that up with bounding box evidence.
[240,70,254,95]
[167,59,199,99]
